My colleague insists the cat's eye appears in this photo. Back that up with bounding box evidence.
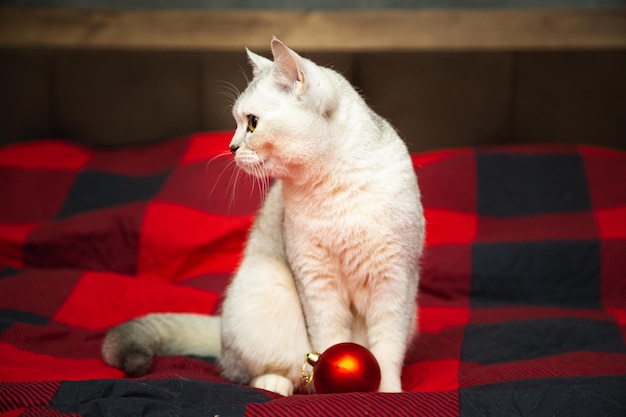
[247,115,258,133]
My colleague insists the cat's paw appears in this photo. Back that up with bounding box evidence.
[378,378,403,393]
[251,374,294,396]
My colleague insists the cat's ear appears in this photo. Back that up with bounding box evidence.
[270,37,305,95]
[246,48,272,77]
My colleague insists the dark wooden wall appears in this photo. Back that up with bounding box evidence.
[1,48,624,152]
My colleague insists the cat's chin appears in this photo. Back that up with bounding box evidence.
[234,152,289,180]
[236,164,267,179]
[234,151,267,177]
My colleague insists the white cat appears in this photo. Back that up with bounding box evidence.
[102,37,425,396]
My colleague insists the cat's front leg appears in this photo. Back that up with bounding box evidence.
[298,273,354,354]
[366,311,410,392]
[363,275,418,393]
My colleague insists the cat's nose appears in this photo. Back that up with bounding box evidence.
[229,145,239,155]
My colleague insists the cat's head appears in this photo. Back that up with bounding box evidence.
[229,37,343,181]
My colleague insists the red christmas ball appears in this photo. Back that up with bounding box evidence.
[310,342,381,394]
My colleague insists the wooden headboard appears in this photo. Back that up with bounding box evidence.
[1,8,625,151]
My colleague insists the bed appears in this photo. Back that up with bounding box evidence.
[1,131,625,416]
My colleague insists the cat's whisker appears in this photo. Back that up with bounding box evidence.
[229,164,242,212]
[205,150,233,173]
[206,152,237,200]
[228,160,260,213]
[250,166,261,200]
[221,159,238,213]
[248,162,266,202]
[237,65,251,85]
[222,103,235,116]
[258,165,271,202]
[251,165,264,203]
[256,174,265,201]
[215,80,241,100]
[215,80,243,115]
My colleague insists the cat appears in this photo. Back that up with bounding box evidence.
[102,37,425,396]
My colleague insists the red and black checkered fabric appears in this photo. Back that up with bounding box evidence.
[1,132,625,416]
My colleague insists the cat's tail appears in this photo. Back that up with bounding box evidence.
[101,313,220,376]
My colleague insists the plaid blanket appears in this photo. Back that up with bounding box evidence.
[1,132,625,416]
